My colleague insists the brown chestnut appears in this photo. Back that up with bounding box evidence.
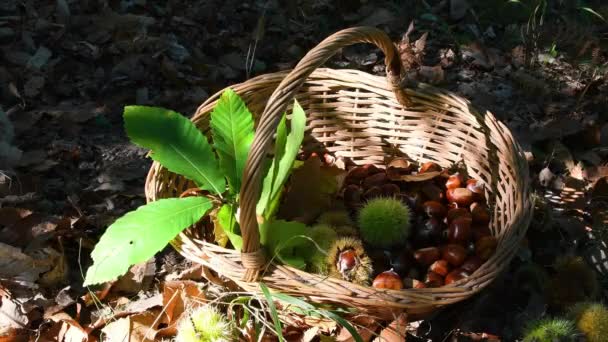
[422,201,447,219]
[445,268,470,285]
[429,259,450,276]
[446,188,474,206]
[337,249,358,274]
[363,172,388,188]
[466,179,485,201]
[381,183,401,197]
[372,270,404,290]
[421,183,444,202]
[447,207,473,223]
[363,186,383,200]
[414,247,441,266]
[399,191,423,212]
[461,256,483,273]
[346,166,370,183]
[445,173,464,189]
[343,184,362,206]
[448,216,473,244]
[442,244,467,267]
[414,217,444,247]
[476,236,498,260]
[419,161,441,173]
[404,278,426,289]
[470,202,491,224]
[425,271,444,287]
[473,225,492,241]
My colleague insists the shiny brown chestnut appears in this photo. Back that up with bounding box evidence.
[363,172,388,188]
[346,166,370,183]
[445,268,470,285]
[476,236,498,260]
[419,161,441,173]
[421,182,444,202]
[429,259,450,276]
[442,244,467,267]
[473,225,492,241]
[470,202,491,224]
[466,179,485,201]
[363,186,383,200]
[414,247,441,266]
[447,207,473,223]
[372,270,404,290]
[414,217,444,247]
[461,256,484,273]
[448,216,473,244]
[422,201,447,219]
[381,183,401,197]
[445,173,465,189]
[425,271,444,287]
[446,188,474,206]
[404,278,426,289]
[337,249,358,274]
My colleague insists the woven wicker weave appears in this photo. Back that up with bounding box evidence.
[145,27,533,321]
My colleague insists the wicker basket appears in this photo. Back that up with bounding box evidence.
[145,27,533,321]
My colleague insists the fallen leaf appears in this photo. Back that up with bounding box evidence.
[376,313,407,341]
[46,312,88,342]
[113,261,156,294]
[397,171,441,182]
[278,156,346,224]
[0,288,29,334]
[161,280,206,331]
[0,242,50,283]
[418,65,444,84]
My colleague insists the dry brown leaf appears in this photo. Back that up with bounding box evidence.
[397,171,441,182]
[113,260,156,294]
[375,313,407,341]
[46,312,88,342]
[161,280,206,330]
[0,289,29,335]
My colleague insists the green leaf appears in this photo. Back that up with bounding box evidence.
[210,89,255,194]
[260,283,285,342]
[580,6,607,22]
[84,197,213,286]
[124,106,225,195]
[259,219,309,268]
[256,100,307,218]
[216,203,243,250]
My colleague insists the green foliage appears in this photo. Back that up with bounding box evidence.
[317,210,353,228]
[176,305,234,342]
[209,88,255,194]
[259,219,309,268]
[302,224,338,274]
[84,197,213,285]
[216,203,242,249]
[569,302,608,342]
[124,106,225,195]
[257,101,307,219]
[522,317,577,342]
[357,197,412,248]
[260,283,285,342]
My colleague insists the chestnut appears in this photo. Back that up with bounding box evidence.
[476,236,498,260]
[419,161,441,173]
[442,244,467,267]
[466,179,485,201]
[372,270,404,290]
[362,186,383,200]
[429,259,450,276]
[399,191,423,212]
[425,271,444,287]
[414,217,444,246]
[343,184,362,206]
[381,183,401,197]
[404,278,426,289]
[445,173,464,189]
[473,225,492,241]
[446,188,474,206]
[387,158,413,179]
[413,247,441,266]
[448,216,473,244]
[461,256,483,273]
[447,207,473,223]
[470,202,491,224]
[345,166,370,184]
[363,172,388,188]
[337,249,358,274]
[422,201,447,219]
[421,183,444,202]
[445,268,470,285]
[388,250,413,276]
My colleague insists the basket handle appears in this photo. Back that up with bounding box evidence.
[238,26,410,281]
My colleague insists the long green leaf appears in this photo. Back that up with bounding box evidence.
[210,89,255,194]
[260,283,285,342]
[84,197,213,286]
[124,106,225,195]
[216,203,243,250]
[256,100,306,217]
[259,219,309,268]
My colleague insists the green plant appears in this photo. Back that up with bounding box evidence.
[568,302,608,342]
[303,224,339,274]
[357,197,412,248]
[84,89,307,285]
[317,210,353,228]
[522,317,577,342]
[176,305,234,342]
[546,255,599,310]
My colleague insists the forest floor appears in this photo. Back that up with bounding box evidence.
[1,0,608,341]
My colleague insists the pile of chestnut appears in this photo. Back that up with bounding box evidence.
[341,159,497,290]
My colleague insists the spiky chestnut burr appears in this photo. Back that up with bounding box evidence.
[326,237,373,285]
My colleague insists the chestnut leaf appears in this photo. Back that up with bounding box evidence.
[84,196,213,286]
